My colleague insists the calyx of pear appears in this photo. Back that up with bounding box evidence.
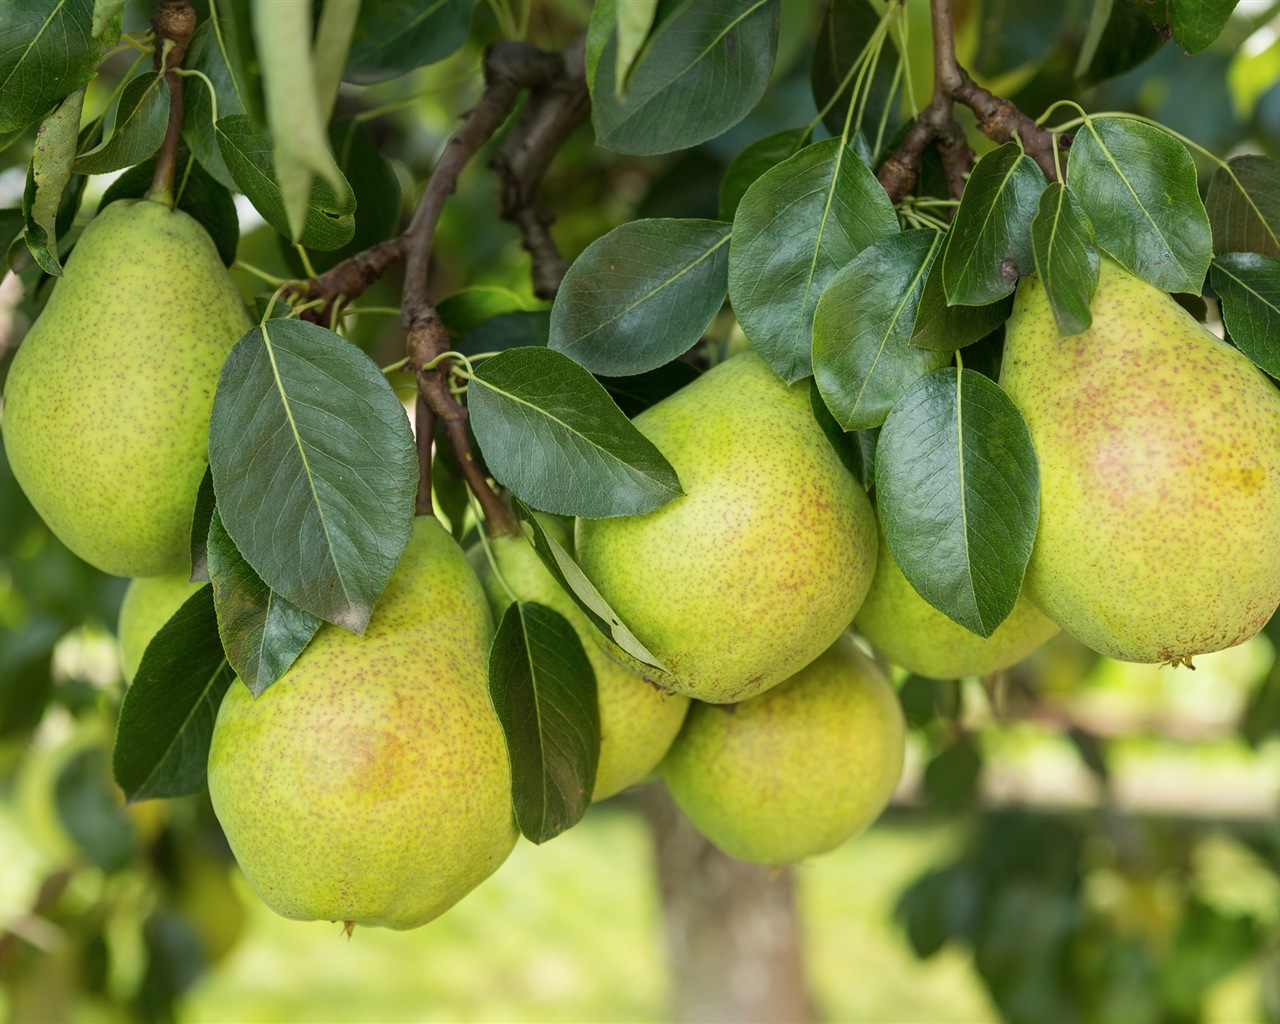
[661,633,905,866]
[576,352,878,704]
[1000,258,1280,663]
[207,518,517,930]
[2,199,252,578]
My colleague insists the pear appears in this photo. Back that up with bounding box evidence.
[855,525,1058,679]
[1000,258,1280,663]
[207,517,517,930]
[2,199,252,578]
[661,634,904,865]
[117,572,207,683]
[576,352,877,704]
[474,524,690,802]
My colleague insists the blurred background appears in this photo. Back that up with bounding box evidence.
[4,0,1280,1020]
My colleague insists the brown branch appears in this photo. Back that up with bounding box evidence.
[147,0,196,205]
[290,236,405,323]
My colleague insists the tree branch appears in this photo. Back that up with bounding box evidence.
[147,0,196,205]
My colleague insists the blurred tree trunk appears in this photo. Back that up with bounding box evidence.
[635,784,817,1024]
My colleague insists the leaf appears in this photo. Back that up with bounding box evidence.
[215,114,356,251]
[91,0,126,37]
[549,219,731,376]
[1075,0,1164,84]
[188,466,216,583]
[812,229,948,430]
[1030,182,1100,337]
[591,0,780,156]
[1206,155,1280,260]
[809,386,876,490]
[0,0,116,134]
[180,18,245,191]
[207,509,321,696]
[875,369,1040,638]
[56,749,137,873]
[942,143,1046,307]
[468,347,683,518]
[0,209,24,274]
[439,286,533,335]
[910,245,1013,352]
[1212,253,1280,379]
[811,0,900,145]
[1066,118,1212,295]
[614,0,658,98]
[458,310,551,357]
[112,586,234,803]
[718,127,809,222]
[1075,0,1114,79]
[74,72,170,175]
[208,319,418,633]
[597,359,701,417]
[488,601,600,844]
[311,0,360,121]
[21,86,84,276]
[728,137,899,382]
[510,497,667,671]
[314,117,403,272]
[1158,0,1238,55]
[343,0,479,84]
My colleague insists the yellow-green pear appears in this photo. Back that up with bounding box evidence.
[576,352,877,704]
[207,517,517,930]
[661,634,904,865]
[2,199,252,578]
[856,526,1058,678]
[1000,258,1280,663]
[474,528,690,801]
[117,573,207,684]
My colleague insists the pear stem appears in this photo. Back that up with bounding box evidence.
[146,0,196,207]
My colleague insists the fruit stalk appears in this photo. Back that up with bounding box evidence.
[147,0,196,206]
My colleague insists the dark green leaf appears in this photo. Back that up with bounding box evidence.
[876,369,1039,638]
[0,620,57,738]
[215,0,265,127]
[728,137,899,382]
[21,86,84,276]
[314,118,403,272]
[1159,0,1238,55]
[431,422,470,542]
[591,0,780,156]
[438,286,533,335]
[597,359,701,417]
[1067,118,1211,295]
[458,310,551,357]
[489,601,600,844]
[112,586,234,802]
[56,748,137,873]
[1030,182,1099,337]
[942,143,1046,307]
[180,18,245,191]
[1206,155,1280,260]
[809,385,876,489]
[206,509,321,696]
[91,0,125,36]
[343,0,479,84]
[813,229,947,431]
[550,219,731,376]
[718,127,809,222]
[188,466,215,583]
[923,737,982,812]
[0,209,23,273]
[74,72,170,175]
[1075,0,1164,84]
[208,319,418,633]
[910,240,1013,352]
[811,0,900,145]
[469,347,683,518]
[1212,253,1280,379]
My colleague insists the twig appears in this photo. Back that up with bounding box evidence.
[289,236,405,322]
[147,0,196,205]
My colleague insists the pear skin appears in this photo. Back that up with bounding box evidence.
[661,634,904,865]
[117,573,207,683]
[207,518,517,930]
[856,526,1057,678]
[1000,259,1280,663]
[2,199,252,577]
[576,352,877,704]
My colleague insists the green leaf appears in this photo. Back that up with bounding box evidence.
[73,72,170,175]
[207,509,321,697]
[1075,0,1164,84]
[56,748,137,873]
[488,601,600,844]
[910,245,1013,351]
[1066,118,1211,295]
[343,0,479,84]
[942,143,1046,307]
[0,208,25,274]
[1075,0,1115,79]
[215,113,356,251]
[90,0,125,37]
[311,0,360,121]
[188,466,215,583]
[316,117,402,271]
[1212,253,1280,379]
[585,1,615,90]
[208,319,418,633]
[597,359,701,417]
[614,0,658,98]
[718,127,809,222]
[549,219,731,376]
[810,0,900,145]
[875,368,1040,638]
[439,286,534,335]
[458,310,551,357]
[1030,182,1100,337]
[728,137,899,382]
[1158,0,1238,55]
[813,229,948,430]
[112,586,233,803]
[0,620,57,739]
[21,86,84,276]
[180,18,245,191]
[0,0,116,134]
[1206,155,1280,260]
[591,0,780,156]
[809,386,876,490]
[510,497,667,671]
[468,347,683,518]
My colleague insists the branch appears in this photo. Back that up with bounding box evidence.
[147,0,196,205]
[290,236,405,322]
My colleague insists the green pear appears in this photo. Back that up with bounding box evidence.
[117,572,207,683]
[1000,258,1280,663]
[207,517,517,930]
[474,529,690,802]
[2,199,252,578]
[576,352,877,704]
[661,633,904,865]
[855,525,1058,679]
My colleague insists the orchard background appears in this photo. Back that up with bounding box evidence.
[3,0,1280,1021]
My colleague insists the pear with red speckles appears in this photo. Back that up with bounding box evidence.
[1000,258,1280,663]
[576,351,878,704]
[1,199,251,578]
[207,517,517,931]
